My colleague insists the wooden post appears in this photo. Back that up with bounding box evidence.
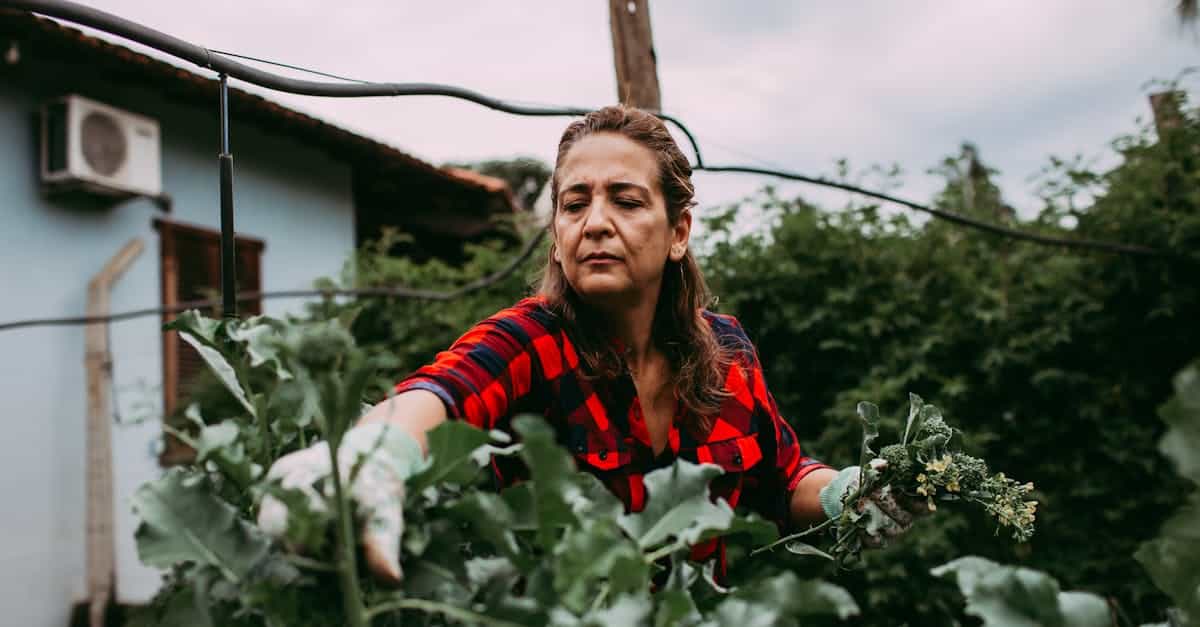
[85,238,144,627]
[609,0,662,110]
[1149,91,1184,137]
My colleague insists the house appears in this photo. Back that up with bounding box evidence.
[0,10,520,627]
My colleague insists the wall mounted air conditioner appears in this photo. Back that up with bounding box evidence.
[41,94,162,197]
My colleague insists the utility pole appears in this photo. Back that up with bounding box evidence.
[608,0,661,111]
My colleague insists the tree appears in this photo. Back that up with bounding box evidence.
[443,157,551,212]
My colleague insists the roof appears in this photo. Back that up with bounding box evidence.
[0,9,520,219]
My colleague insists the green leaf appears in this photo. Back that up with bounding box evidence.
[1158,363,1200,485]
[513,416,585,548]
[177,330,256,418]
[933,556,1109,627]
[132,469,271,583]
[784,541,834,561]
[696,510,778,548]
[226,318,292,381]
[443,490,526,565]
[1135,486,1200,623]
[408,420,492,492]
[654,589,701,627]
[577,593,653,627]
[165,310,224,346]
[731,572,859,621]
[903,392,923,444]
[857,401,881,469]
[169,416,261,488]
[553,517,648,613]
[1135,361,1200,624]
[617,460,729,553]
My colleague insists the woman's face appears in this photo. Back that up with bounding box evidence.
[553,132,691,309]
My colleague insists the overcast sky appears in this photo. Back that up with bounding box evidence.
[70,1,1199,226]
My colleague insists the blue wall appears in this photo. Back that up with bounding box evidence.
[0,59,356,626]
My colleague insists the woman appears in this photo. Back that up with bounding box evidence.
[259,105,915,584]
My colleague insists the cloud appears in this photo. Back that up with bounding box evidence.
[71,0,1198,221]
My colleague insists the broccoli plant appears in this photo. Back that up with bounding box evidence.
[760,395,1037,568]
[127,311,860,626]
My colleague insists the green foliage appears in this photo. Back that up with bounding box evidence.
[310,227,545,402]
[1136,361,1200,626]
[443,156,552,211]
[136,312,861,626]
[701,96,1200,624]
[795,396,1036,569]
[932,556,1109,627]
[163,86,1200,626]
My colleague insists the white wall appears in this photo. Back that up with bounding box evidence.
[0,70,356,626]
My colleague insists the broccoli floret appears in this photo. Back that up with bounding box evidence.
[880,443,914,478]
[952,453,989,489]
[920,415,953,442]
[295,324,354,371]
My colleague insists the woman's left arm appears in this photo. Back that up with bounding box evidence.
[790,467,839,525]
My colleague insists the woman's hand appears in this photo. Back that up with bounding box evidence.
[818,466,929,547]
[256,423,426,584]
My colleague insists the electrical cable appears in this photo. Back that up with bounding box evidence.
[0,0,1178,334]
[0,230,548,332]
[3,0,1162,256]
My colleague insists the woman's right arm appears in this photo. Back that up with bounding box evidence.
[357,389,448,456]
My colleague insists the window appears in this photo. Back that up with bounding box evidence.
[154,219,264,463]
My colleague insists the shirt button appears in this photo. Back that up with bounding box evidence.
[733,453,743,465]
[574,443,585,453]
[598,449,609,461]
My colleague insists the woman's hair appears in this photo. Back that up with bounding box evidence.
[537,104,732,425]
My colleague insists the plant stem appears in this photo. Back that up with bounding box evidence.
[644,543,682,564]
[327,440,367,627]
[284,554,338,572]
[589,583,611,613]
[751,517,835,556]
[365,598,527,627]
[258,403,273,464]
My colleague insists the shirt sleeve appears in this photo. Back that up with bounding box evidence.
[727,317,831,500]
[394,300,555,431]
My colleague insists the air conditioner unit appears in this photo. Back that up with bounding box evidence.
[41,94,162,197]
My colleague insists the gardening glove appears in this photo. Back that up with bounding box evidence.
[256,423,427,585]
[818,465,923,547]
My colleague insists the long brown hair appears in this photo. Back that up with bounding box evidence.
[538,105,732,424]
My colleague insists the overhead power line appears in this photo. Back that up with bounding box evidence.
[695,165,1165,257]
[0,0,1178,334]
[4,0,1164,258]
[0,229,548,333]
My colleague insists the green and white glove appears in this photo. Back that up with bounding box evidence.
[257,423,427,584]
[818,465,920,546]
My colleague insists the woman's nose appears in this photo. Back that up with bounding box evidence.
[582,200,614,237]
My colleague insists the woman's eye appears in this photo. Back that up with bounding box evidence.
[616,198,642,208]
[563,202,586,212]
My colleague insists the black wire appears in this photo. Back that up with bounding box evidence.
[696,165,1166,257]
[0,0,1176,336]
[208,48,371,84]
[0,230,548,332]
[8,0,1161,256]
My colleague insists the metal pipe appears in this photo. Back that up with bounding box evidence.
[218,74,236,318]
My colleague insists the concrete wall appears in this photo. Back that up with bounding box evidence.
[0,62,355,626]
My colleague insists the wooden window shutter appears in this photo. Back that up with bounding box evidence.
[155,219,264,464]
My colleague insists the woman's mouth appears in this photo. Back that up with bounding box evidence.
[582,252,622,264]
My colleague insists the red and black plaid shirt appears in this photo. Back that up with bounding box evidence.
[395,296,829,573]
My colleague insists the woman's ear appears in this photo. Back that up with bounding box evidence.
[669,210,693,262]
[551,243,561,264]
